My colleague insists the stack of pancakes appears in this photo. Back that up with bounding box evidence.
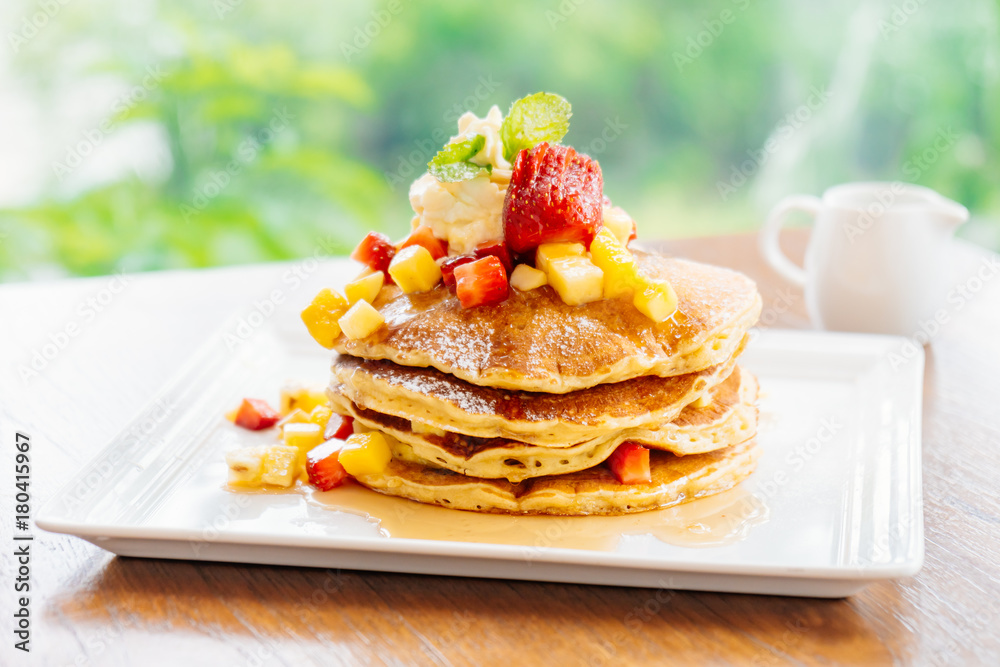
[329,250,763,515]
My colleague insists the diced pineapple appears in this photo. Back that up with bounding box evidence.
[278,408,311,437]
[388,245,442,293]
[225,446,267,486]
[633,279,678,323]
[282,422,324,453]
[307,405,333,429]
[602,205,635,246]
[224,408,239,423]
[411,420,447,437]
[693,393,713,409]
[300,289,350,349]
[590,228,641,299]
[279,384,328,415]
[546,256,605,306]
[345,270,385,306]
[338,300,385,340]
[535,243,586,275]
[261,445,300,487]
[509,264,548,292]
[338,432,392,476]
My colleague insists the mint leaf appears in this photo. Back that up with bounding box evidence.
[500,92,572,162]
[428,135,491,182]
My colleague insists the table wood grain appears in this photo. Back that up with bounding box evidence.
[2,231,999,666]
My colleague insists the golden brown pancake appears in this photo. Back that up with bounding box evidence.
[340,367,758,482]
[352,437,760,516]
[332,251,761,393]
[328,336,746,447]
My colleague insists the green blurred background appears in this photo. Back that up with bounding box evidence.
[1,0,997,281]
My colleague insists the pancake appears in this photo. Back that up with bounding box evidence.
[352,438,760,516]
[332,251,762,393]
[328,336,746,447]
[340,367,757,482]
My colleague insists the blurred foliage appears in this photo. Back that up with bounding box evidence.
[1,0,998,280]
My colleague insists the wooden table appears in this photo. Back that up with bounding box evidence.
[2,231,999,666]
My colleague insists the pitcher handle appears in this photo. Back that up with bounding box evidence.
[759,195,821,288]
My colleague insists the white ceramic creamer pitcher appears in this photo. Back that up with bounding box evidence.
[760,182,968,336]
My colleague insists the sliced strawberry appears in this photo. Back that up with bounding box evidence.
[502,142,604,255]
[400,225,448,260]
[454,255,509,309]
[233,398,280,431]
[440,254,477,288]
[607,442,651,484]
[474,241,513,273]
[351,232,396,274]
[306,440,349,491]
[324,413,355,441]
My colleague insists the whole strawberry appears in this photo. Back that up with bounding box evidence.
[502,142,604,255]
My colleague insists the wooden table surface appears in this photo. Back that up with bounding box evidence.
[2,231,999,666]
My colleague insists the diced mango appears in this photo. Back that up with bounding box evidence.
[307,405,333,430]
[633,279,678,323]
[388,245,442,293]
[280,385,328,415]
[602,205,635,246]
[282,422,324,453]
[225,446,267,486]
[509,264,548,292]
[261,445,299,487]
[345,270,385,306]
[535,243,586,274]
[546,256,604,306]
[338,432,392,476]
[301,288,350,349]
[590,228,641,299]
[338,300,385,340]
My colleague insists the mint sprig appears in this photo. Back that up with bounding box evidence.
[428,135,492,182]
[500,92,572,162]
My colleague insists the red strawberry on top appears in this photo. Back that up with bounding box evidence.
[502,142,604,255]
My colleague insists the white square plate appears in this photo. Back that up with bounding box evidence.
[38,326,924,598]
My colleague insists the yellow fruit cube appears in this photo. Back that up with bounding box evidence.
[280,384,328,415]
[535,243,586,274]
[338,432,392,476]
[282,422,324,453]
[338,300,385,340]
[509,264,548,292]
[345,270,385,306]
[590,228,641,299]
[546,256,604,306]
[411,420,447,437]
[301,288,350,349]
[225,446,267,486]
[602,205,635,246]
[388,245,442,293]
[693,393,713,409]
[261,445,299,487]
[307,405,333,429]
[633,279,679,323]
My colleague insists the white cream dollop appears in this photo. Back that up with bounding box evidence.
[455,105,511,177]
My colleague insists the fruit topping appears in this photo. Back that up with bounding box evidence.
[440,254,478,288]
[545,255,604,306]
[534,242,586,274]
[233,398,281,431]
[261,445,299,487]
[306,440,350,491]
[282,422,324,454]
[400,225,448,260]
[590,228,642,299]
[338,432,392,476]
[344,270,385,306]
[225,446,267,485]
[280,383,330,415]
[607,442,651,484]
[633,279,678,323]
[509,264,548,292]
[324,414,355,441]
[338,300,385,340]
[473,240,514,273]
[502,142,604,254]
[351,232,396,275]
[602,205,638,247]
[454,255,509,309]
[388,245,443,293]
[300,288,350,349]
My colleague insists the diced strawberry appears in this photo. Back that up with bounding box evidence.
[454,255,509,309]
[628,221,637,245]
[351,232,396,274]
[607,442,651,484]
[474,241,513,273]
[233,398,281,431]
[324,413,355,441]
[307,440,349,491]
[502,142,604,255]
[440,254,477,288]
[400,226,448,260]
